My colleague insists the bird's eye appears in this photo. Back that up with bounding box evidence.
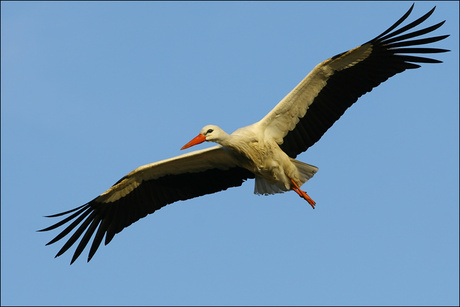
[206,129,213,134]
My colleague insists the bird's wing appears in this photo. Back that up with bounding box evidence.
[39,145,254,264]
[256,5,449,158]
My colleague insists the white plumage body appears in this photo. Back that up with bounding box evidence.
[201,124,319,195]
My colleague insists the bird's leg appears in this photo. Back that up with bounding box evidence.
[289,178,316,209]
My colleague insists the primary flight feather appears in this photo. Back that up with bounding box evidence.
[40,4,449,264]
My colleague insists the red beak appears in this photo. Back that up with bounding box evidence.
[181,134,206,150]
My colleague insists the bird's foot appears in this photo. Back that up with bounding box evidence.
[289,178,316,209]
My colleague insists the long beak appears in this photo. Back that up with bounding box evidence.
[181,134,206,150]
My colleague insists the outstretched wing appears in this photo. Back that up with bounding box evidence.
[39,146,254,264]
[257,4,449,158]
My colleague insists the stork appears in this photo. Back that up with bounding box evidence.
[40,5,449,264]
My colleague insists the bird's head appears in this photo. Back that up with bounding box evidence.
[181,125,227,150]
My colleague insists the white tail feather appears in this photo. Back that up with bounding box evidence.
[254,176,287,195]
[254,159,318,195]
[291,159,318,185]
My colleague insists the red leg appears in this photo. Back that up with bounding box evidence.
[289,178,316,209]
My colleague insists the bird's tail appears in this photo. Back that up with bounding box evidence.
[253,160,318,195]
[290,159,319,186]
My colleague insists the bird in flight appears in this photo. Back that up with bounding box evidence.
[40,4,449,264]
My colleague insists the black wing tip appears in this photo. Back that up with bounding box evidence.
[50,246,78,265]
[373,4,446,43]
[70,255,79,265]
[373,3,449,66]
[42,203,88,218]
[38,225,56,232]
[40,201,98,263]
[53,251,76,265]
[87,254,95,263]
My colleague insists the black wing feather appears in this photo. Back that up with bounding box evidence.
[280,6,449,158]
[39,166,254,264]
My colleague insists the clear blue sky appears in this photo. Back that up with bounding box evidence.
[2,1,459,306]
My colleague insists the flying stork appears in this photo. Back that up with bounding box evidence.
[40,4,449,264]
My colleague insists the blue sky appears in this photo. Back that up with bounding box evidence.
[1,1,458,306]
